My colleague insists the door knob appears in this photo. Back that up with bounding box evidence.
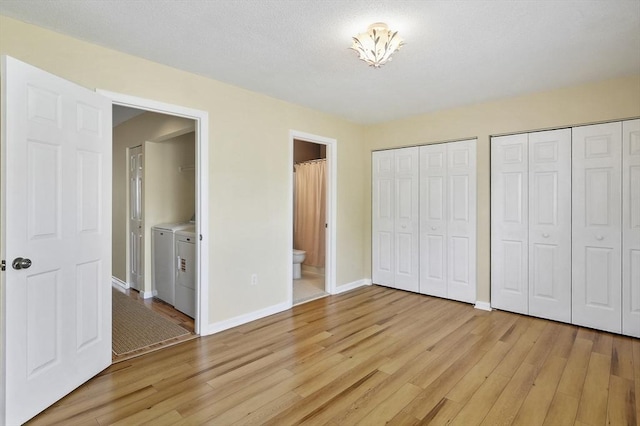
[596,235,604,241]
[12,257,32,270]
[542,233,549,238]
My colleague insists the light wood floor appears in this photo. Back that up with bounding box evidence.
[29,285,638,425]
[111,287,196,363]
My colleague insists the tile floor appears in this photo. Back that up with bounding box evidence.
[293,270,327,305]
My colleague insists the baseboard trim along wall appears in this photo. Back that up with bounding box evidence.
[334,279,372,294]
[207,300,291,335]
[206,278,374,335]
[111,276,129,289]
[139,290,157,299]
[474,301,492,311]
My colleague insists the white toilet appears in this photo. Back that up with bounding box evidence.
[293,249,306,279]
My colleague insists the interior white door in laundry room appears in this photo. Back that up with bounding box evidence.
[1,56,112,425]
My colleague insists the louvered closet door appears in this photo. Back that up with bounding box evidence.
[528,129,571,322]
[447,140,477,303]
[572,122,622,333]
[623,119,640,337]
[372,150,395,286]
[419,143,447,297]
[394,147,420,292]
[491,134,529,314]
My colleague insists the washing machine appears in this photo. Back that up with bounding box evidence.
[152,222,192,305]
[175,224,197,318]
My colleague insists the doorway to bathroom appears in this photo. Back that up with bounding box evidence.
[290,131,337,305]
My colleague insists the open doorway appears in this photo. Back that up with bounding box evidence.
[293,140,327,304]
[111,105,198,361]
[289,131,337,306]
[103,92,209,360]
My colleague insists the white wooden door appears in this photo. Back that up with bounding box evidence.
[128,145,143,290]
[1,56,112,424]
[572,122,622,333]
[491,134,529,314]
[622,119,640,337]
[394,147,419,292]
[528,129,572,322]
[372,150,395,286]
[446,140,476,303]
[419,144,447,297]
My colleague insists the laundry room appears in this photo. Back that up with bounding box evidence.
[111,108,198,360]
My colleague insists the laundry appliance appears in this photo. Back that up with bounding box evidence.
[175,224,197,318]
[152,222,192,305]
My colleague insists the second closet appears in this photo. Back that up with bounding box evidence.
[372,138,477,304]
[491,119,639,337]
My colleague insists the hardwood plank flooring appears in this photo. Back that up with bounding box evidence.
[28,286,639,425]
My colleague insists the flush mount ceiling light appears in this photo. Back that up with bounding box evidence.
[350,22,404,68]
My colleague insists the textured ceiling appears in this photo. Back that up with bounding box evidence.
[1,0,639,124]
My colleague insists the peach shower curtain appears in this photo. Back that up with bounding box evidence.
[294,159,326,267]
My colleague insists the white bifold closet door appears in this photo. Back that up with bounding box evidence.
[623,119,640,337]
[572,122,622,333]
[372,147,419,292]
[419,139,477,303]
[491,133,529,314]
[491,129,571,322]
[528,129,572,322]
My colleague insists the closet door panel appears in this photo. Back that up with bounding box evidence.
[491,134,529,314]
[447,140,476,303]
[419,144,447,297]
[623,119,640,337]
[394,147,419,292]
[528,129,571,322]
[572,122,622,333]
[372,150,395,287]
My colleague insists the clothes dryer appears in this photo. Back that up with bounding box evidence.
[152,222,192,305]
[175,225,196,318]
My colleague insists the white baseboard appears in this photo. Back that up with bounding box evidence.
[111,276,129,289]
[207,300,290,335]
[334,278,372,294]
[474,301,492,311]
[139,290,157,299]
[205,278,372,336]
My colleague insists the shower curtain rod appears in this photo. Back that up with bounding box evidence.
[295,158,326,165]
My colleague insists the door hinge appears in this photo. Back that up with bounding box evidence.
[1,260,5,271]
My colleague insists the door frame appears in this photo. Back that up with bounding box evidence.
[99,90,210,335]
[288,130,337,304]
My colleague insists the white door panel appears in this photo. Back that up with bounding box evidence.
[128,146,143,290]
[528,129,571,322]
[491,134,529,314]
[2,56,111,425]
[372,151,395,286]
[419,144,447,297]
[572,122,622,333]
[622,119,640,337]
[447,140,476,303]
[394,147,419,292]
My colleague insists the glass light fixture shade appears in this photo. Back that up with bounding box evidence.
[350,23,404,68]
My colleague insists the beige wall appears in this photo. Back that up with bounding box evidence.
[3,15,639,325]
[363,75,640,303]
[112,111,194,286]
[1,16,366,326]
[144,131,196,292]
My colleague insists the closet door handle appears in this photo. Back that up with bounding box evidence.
[542,233,549,238]
[431,226,437,230]
[596,235,604,241]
